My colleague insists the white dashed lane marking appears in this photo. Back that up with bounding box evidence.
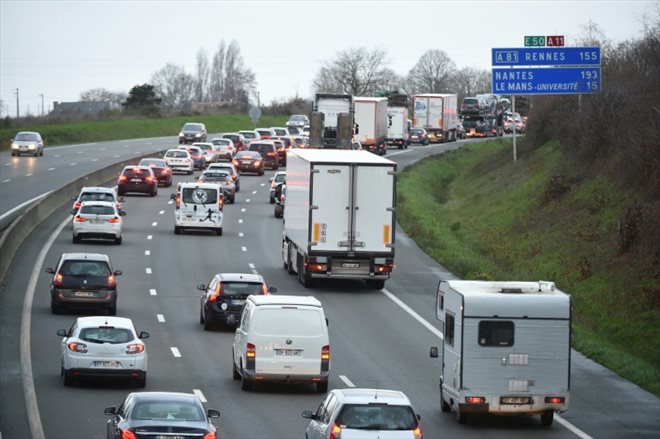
[151,222,158,227]
[252,190,257,194]
[113,154,120,158]
[170,347,181,358]
[3,179,10,183]
[147,235,153,240]
[241,247,247,252]
[339,375,355,388]
[150,289,157,296]
[168,200,173,204]
[157,314,165,322]
[77,151,84,154]
[146,268,152,274]
[238,219,243,224]
[145,250,151,256]
[92,158,99,162]
[25,173,32,177]
[260,183,265,187]
[48,168,55,171]
[241,208,246,212]
[159,210,164,215]
[69,163,76,166]
[239,232,244,237]
[249,263,256,269]
[246,199,250,203]
[193,389,207,403]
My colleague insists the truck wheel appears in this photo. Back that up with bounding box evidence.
[232,355,240,380]
[298,255,313,288]
[540,410,554,426]
[216,228,223,236]
[366,279,385,290]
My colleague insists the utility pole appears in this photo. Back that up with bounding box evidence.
[14,88,19,118]
[39,93,44,116]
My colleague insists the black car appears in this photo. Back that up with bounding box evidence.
[179,122,207,144]
[232,151,265,175]
[45,253,122,315]
[274,184,286,218]
[198,273,276,330]
[105,392,220,439]
[409,128,429,145]
[139,158,172,187]
[248,142,279,170]
[117,166,158,196]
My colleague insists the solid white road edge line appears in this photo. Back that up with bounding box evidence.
[192,389,207,403]
[0,191,53,222]
[339,375,355,388]
[381,288,591,438]
[21,214,70,439]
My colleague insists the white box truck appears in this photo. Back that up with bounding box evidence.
[386,105,409,149]
[282,149,396,289]
[413,93,458,143]
[430,280,570,426]
[311,94,354,149]
[353,97,389,155]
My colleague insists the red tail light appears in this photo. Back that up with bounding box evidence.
[161,169,170,175]
[232,159,239,167]
[67,342,88,353]
[321,345,330,361]
[120,430,137,439]
[209,285,222,302]
[465,396,485,404]
[202,433,216,439]
[145,176,155,183]
[134,168,141,174]
[118,175,128,183]
[246,343,256,370]
[261,284,268,295]
[246,343,256,358]
[126,343,145,354]
[54,273,63,287]
[545,396,565,404]
[108,275,117,288]
[267,152,276,156]
[254,160,262,165]
[218,195,224,208]
[375,264,393,273]
[175,194,180,209]
[329,423,341,439]
[107,217,121,223]
[74,216,87,222]
[74,201,81,209]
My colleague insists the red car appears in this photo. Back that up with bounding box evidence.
[139,158,172,187]
[117,166,158,196]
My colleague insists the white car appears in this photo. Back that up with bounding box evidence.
[238,130,260,145]
[10,131,44,156]
[57,316,149,387]
[72,201,125,245]
[303,388,424,439]
[164,148,194,174]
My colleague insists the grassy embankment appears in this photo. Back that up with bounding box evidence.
[397,138,659,396]
[0,114,288,150]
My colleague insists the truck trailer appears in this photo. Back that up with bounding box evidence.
[310,93,354,149]
[282,149,396,289]
[386,105,409,149]
[353,96,389,155]
[430,280,571,426]
[412,93,458,143]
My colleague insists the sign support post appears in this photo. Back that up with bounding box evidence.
[512,95,517,162]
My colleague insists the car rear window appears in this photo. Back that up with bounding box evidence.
[463,98,478,105]
[80,192,115,202]
[249,144,274,154]
[181,187,218,205]
[223,135,239,142]
[167,150,188,158]
[60,260,111,276]
[241,132,257,139]
[221,282,264,296]
[255,308,323,336]
[79,327,133,344]
[195,144,212,151]
[80,205,116,215]
[132,402,204,421]
[183,124,202,131]
[337,404,417,430]
[122,168,150,178]
[140,160,165,168]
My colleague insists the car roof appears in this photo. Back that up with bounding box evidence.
[80,186,116,194]
[16,131,41,135]
[128,392,202,404]
[75,316,135,329]
[140,158,166,163]
[60,253,110,262]
[215,273,265,283]
[333,388,412,405]
[248,295,321,307]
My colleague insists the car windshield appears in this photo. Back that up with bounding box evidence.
[80,192,115,202]
[80,205,116,215]
[194,144,212,151]
[411,129,424,135]
[294,138,304,147]
[60,260,111,277]
[132,402,204,422]
[274,174,286,183]
[79,327,132,344]
[249,144,273,154]
[236,152,259,159]
[256,130,270,136]
[223,135,239,142]
[462,98,478,106]
[183,124,202,131]
[212,139,231,146]
[222,282,264,296]
[337,405,417,431]
[290,115,306,122]
[15,133,38,141]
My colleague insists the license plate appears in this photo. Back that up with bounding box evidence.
[342,262,359,268]
[231,299,245,305]
[131,178,142,182]
[94,360,120,368]
[91,219,104,224]
[75,291,95,297]
[241,161,251,164]
[156,436,185,439]
[501,396,532,404]
[275,349,302,356]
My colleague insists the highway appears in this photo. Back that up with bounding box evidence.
[1,138,658,438]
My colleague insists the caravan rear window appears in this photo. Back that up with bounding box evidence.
[478,321,514,347]
[181,187,218,205]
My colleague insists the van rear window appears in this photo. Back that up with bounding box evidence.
[255,308,322,336]
[478,321,514,347]
[182,187,218,205]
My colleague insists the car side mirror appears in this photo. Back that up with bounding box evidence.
[430,346,438,358]
[226,315,238,327]
[170,194,176,200]
[207,409,220,419]
[56,329,67,337]
[104,407,117,416]
[114,270,123,276]
[119,210,126,217]
[139,331,149,339]
[197,283,207,292]
[45,267,55,274]
[301,410,315,420]
[268,287,277,294]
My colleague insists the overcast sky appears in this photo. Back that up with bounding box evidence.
[0,0,655,117]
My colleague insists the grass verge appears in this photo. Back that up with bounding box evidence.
[0,114,288,150]
[397,138,660,396]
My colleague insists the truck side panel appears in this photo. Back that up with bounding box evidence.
[353,165,395,253]
[354,101,376,144]
[283,152,313,250]
[310,164,351,252]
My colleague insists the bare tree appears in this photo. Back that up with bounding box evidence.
[79,88,126,106]
[194,48,210,102]
[407,49,456,94]
[453,67,491,101]
[209,40,227,102]
[312,47,392,96]
[150,63,194,110]
[222,40,256,107]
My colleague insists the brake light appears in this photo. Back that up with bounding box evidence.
[74,201,81,209]
[375,264,393,273]
[108,275,117,289]
[246,343,256,358]
[209,285,222,302]
[134,168,141,174]
[175,193,180,209]
[218,195,224,208]
[161,169,170,175]
[74,216,87,222]
[145,176,155,183]
[308,263,326,272]
[321,345,330,361]
[413,425,423,439]
[329,423,341,439]
[246,343,256,370]
[465,396,485,404]
[202,433,216,439]
[254,160,262,165]
[126,343,145,354]
[232,159,239,166]
[120,430,137,439]
[545,396,565,404]
[107,217,121,223]
[68,342,88,353]
[54,273,63,286]
[118,175,128,183]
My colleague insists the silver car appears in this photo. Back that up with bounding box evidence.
[72,201,125,245]
[11,131,44,157]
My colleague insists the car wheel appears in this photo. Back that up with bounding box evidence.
[456,407,469,424]
[203,311,213,330]
[151,189,157,197]
[316,381,328,393]
[51,298,62,315]
[188,170,193,175]
[270,197,275,204]
[540,410,554,427]
[114,236,122,245]
[230,196,235,204]
[258,170,264,176]
[366,279,385,290]
[134,375,146,388]
[174,226,181,235]
[118,191,125,196]
[216,228,223,236]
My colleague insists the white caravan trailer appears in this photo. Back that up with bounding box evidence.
[430,280,570,426]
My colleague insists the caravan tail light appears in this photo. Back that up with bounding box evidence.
[246,343,256,370]
[329,423,341,439]
[465,396,485,404]
[321,345,330,372]
[54,273,63,287]
[545,397,565,404]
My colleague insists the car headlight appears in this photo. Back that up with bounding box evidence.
[195,133,201,137]
[28,144,36,149]
[179,132,184,137]
[11,143,18,149]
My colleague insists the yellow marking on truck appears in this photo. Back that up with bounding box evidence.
[313,223,321,242]
[383,224,391,244]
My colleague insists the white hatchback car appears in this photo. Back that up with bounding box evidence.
[164,148,194,174]
[72,201,125,245]
[57,316,149,387]
[302,388,424,439]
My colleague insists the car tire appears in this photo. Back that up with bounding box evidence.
[540,410,554,426]
[232,360,241,381]
[118,191,125,196]
[298,255,313,288]
[151,189,157,197]
[230,196,235,204]
[270,197,275,204]
[456,407,469,424]
[114,236,122,245]
[51,298,62,315]
[174,226,181,235]
[258,171,264,176]
[72,235,80,244]
[188,170,193,175]
[366,279,385,290]
[316,381,328,393]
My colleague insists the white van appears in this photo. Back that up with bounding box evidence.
[230,295,330,392]
[171,182,224,235]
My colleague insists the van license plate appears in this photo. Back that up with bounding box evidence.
[501,397,532,404]
[342,262,359,268]
[275,349,302,356]
[231,299,245,305]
